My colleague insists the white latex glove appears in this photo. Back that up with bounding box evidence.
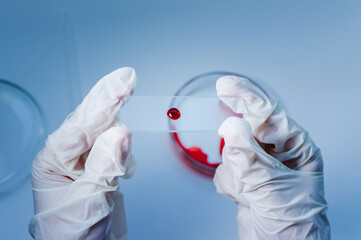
[214,76,330,239]
[29,67,137,240]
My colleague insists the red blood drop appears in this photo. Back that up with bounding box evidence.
[167,108,181,120]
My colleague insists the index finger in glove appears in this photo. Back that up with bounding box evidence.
[216,75,276,131]
[46,67,136,175]
[216,76,322,172]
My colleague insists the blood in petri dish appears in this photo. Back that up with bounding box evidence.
[172,132,220,168]
[219,137,225,155]
[167,108,181,120]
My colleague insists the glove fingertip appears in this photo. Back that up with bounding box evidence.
[216,75,250,97]
[100,67,137,102]
[218,117,252,140]
[107,67,137,87]
[99,126,131,143]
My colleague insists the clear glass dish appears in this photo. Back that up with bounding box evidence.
[0,80,46,193]
[168,71,270,177]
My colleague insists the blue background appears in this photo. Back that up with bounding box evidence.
[1,0,361,239]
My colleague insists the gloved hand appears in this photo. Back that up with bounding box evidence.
[29,67,137,240]
[214,76,331,239]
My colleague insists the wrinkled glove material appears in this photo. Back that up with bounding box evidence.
[30,67,137,240]
[214,76,330,240]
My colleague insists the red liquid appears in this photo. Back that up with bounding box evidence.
[172,132,220,168]
[167,108,181,120]
[219,137,225,155]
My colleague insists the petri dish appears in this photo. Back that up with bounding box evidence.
[0,80,46,194]
[167,72,270,177]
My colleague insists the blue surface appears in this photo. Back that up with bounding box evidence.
[1,1,361,239]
